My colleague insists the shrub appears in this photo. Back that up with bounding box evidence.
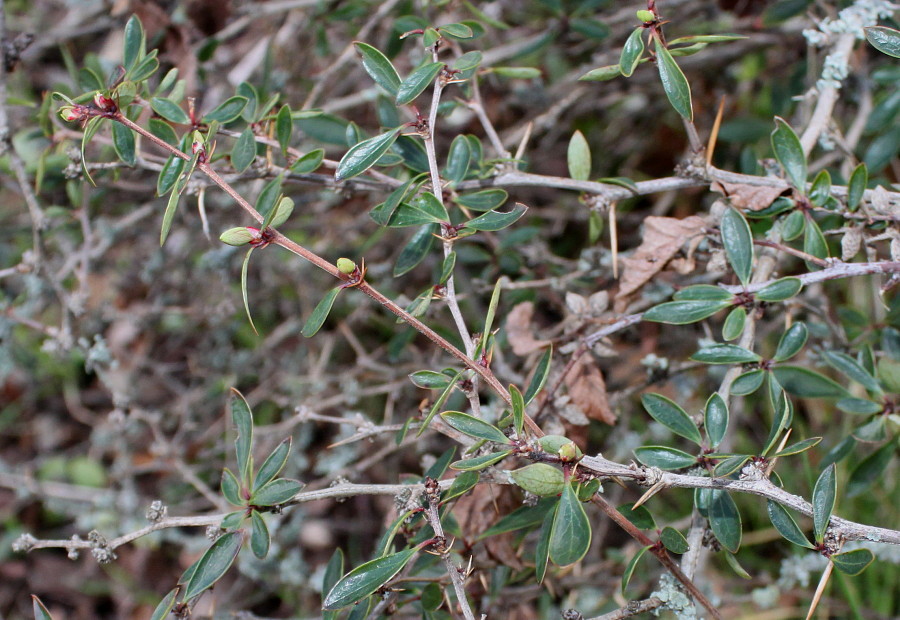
[3,1,899,618]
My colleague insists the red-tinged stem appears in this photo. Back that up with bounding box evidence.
[113,113,545,434]
[590,494,723,620]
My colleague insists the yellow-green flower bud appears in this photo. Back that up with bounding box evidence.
[557,441,583,462]
[336,258,356,275]
[636,9,655,22]
[219,227,255,246]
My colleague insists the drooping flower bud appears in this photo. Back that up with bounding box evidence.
[636,9,655,23]
[59,106,83,122]
[336,258,356,275]
[219,227,256,246]
[93,92,117,112]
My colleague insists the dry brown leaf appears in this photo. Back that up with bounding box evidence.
[615,215,707,309]
[711,180,788,211]
[505,302,551,356]
[564,355,616,425]
[454,483,524,571]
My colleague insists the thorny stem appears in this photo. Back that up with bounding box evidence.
[589,494,723,620]
[422,79,475,359]
[585,597,664,620]
[423,478,477,620]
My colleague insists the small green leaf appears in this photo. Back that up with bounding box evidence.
[149,588,179,620]
[579,64,623,81]
[822,351,881,394]
[836,397,883,415]
[231,128,257,172]
[253,438,292,492]
[322,549,344,620]
[812,464,837,542]
[641,393,702,444]
[722,307,746,341]
[721,206,754,285]
[423,447,456,480]
[443,470,479,502]
[773,322,808,362]
[673,285,733,301]
[396,62,443,105]
[183,531,243,601]
[634,446,697,470]
[618,503,656,529]
[240,248,256,334]
[441,411,512,444]
[111,122,136,166]
[440,252,456,284]
[724,550,753,579]
[464,203,527,232]
[756,277,802,302]
[151,97,190,124]
[123,15,145,71]
[251,477,304,506]
[524,346,552,405]
[202,96,248,124]
[444,135,471,185]
[714,455,751,477]
[620,27,645,77]
[455,189,509,211]
[418,370,461,436]
[660,527,689,554]
[847,438,896,497]
[149,118,179,147]
[782,210,805,241]
[394,224,436,276]
[439,22,475,39]
[762,389,791,456]
[32,595,53,620]
[643,300,731,324]
[731,369,765,395]
[567,130,591,181]
[157,154,185,196]
[355,42,401,96]
[865,26,900,58]
[324,548,418,610]
[549,483,591,566]
[221,468,242,506]
[159,176,182,245]
[450,450,512,471]
[847,163,867,211]
[291,148,325,174]
[510,384,525,436]
[621,545,651,594]
[409,370,453,390]
[269,196,294,228]
[831,549,876,575]
[667,34,747,44]
[705,392,729,449]
[231,388,253,485]
[535,509,553,583]
[709,489,741,553]
[80,115,104,186]
[481,498,556,539]
[803,217,829,266]
[301,287,342,338]
[336,127,401,181]
[275,104,292,154]
[654,37,693,120]
[809,170,831,206]
[771,117,807,192]
[772,366,849,399]
[691,344,760,364]
[772,436,822,457]
[767,500,814,548]
[510,463,565,496]
[250,510,270,559]
[489,66,541,79]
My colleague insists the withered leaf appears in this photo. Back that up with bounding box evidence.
[506,302,551,356]
[711,180,788,211]
[564,354,616,425]
[615,215,707,309]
